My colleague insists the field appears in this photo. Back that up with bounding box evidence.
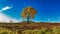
[0,22,60,34]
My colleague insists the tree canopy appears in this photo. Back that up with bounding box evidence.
[21,6,37,22]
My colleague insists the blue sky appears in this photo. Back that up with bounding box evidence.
[0,0,60,22]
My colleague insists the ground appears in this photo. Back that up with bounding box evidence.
[0,22,60,34]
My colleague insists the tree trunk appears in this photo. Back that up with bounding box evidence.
[27,16,30,24]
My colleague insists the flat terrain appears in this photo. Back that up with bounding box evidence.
[0,22,60,30]
[0,22,60,34]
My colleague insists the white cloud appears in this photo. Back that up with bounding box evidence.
[0,6,20,23]
[0,12,20,23]
[0,6,12,12]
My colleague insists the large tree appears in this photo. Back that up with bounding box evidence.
[21,7,37,23]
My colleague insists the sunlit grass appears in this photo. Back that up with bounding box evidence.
[0,27,18,34]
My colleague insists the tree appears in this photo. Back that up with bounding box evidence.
[21,6,37,23]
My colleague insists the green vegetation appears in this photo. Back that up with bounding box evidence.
[21,26,60,34]
[0,27,18,34]
[0,23,60,34]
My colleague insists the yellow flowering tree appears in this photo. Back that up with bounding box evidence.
[21,6,37,23]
